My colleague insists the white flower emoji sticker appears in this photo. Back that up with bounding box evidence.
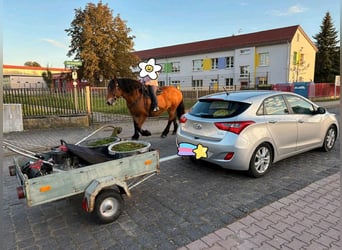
[138,58,162,80]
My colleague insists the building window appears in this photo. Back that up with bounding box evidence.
[211,58,218,69]
[171,80,180,89]
[159,80,166,87]
[240,65,250,77]
[161,62,180,73]
[161,63,169,73]
[226,56,234,68]
[258,76,268,85]
[172,62,180,72]
[299,54,304,65]
[192,79,203,88]
[225,78,233,86]
[192,59,202,71]
[293,52,304,65]
[210,78,219,90]
[210,79,218,84]
[259,52,270,66]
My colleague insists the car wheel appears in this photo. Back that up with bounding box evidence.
[94,190,124,224]
[248,143,272,178]
[321,126,337,152]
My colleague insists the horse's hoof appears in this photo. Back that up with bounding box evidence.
[141,130,151,136]
[131,136,139,140]
[161,134,167,138]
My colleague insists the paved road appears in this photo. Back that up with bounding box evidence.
[2,105,340,249]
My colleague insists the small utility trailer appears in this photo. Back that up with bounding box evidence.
[5,125,160,224]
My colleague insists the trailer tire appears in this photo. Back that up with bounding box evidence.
[94,190,124,224]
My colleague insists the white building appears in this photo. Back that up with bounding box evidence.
[134,25,317,90]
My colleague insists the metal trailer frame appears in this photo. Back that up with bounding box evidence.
[5,125,160,224]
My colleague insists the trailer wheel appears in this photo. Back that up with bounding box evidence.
[94,190,124,224]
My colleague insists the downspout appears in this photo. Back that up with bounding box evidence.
[254,47,257,87]
[286,41,291,83]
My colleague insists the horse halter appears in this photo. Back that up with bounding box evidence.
[107,79,119,105]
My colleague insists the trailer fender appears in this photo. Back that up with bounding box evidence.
[82,175,130,213]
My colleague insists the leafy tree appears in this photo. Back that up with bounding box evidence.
[313,12,340,83]
[65,1,139,86]
[24,61,41,67]
[42,67,53,89]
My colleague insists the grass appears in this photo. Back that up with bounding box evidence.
[310,96,340,102]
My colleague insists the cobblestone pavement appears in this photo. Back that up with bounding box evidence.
[2,102,340,249]
[180,173,340,250]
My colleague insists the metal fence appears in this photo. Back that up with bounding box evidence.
[3,88,87,117]
[89,87,132,123]
[3,83,340,124]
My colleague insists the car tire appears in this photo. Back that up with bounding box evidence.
[94,190,124,224]
[248,143,272,178]
[321,126,337,152]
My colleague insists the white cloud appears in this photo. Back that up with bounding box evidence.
[42,38,67,49]
[270,4,307,16]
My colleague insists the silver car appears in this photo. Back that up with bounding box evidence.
[176,90,339,177]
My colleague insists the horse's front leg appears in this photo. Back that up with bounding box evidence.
[132,117,151,140]
[132,120,140,140]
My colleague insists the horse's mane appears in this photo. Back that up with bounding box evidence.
[117,78,141,94]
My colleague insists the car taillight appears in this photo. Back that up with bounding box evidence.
[179,115,187,123]
[224,152,234,160]
[215,121,255,134]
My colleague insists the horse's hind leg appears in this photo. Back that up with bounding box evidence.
[172,118,178,135]
[161,120,173,138]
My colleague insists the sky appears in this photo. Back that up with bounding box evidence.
[3,0,340,68]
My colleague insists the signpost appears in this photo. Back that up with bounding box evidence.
[64,60,82,111]
[64,61,82,67]
[72,70,79,111]
[66,62,82,112]
[334,75,340,98]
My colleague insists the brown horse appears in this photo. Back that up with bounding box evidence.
[106,77,185,140]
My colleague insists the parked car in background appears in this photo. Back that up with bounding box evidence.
[176,90,339,177]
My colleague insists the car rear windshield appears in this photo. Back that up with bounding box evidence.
[189,99,250,118]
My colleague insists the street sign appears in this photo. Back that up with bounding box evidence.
[335,75,340,86]
[64,61,82,67]
[72,71,77,80]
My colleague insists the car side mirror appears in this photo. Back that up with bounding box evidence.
[315,107,326,114]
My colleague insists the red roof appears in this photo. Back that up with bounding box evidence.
[134,25,315,60]
[3,64,70,72]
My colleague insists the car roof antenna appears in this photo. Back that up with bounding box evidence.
[223,86,230,95]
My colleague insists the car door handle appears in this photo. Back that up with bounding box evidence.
[268,120,277,124]
[298,119,304,123]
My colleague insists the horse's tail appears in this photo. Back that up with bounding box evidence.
[176,99,185,120]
